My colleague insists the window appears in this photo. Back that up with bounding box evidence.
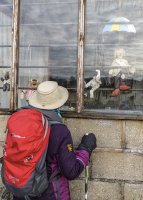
[84,0,143,116]
[18,0,78,111]
[0,0,143,119]
[0,1,12,109]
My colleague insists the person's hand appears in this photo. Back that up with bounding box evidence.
[78,133,97,155]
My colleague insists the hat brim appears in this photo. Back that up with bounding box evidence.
[29,86,69,110]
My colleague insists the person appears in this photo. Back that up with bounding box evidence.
[20,79,40,107]
[109,48,135,97]
[13,81,97,200]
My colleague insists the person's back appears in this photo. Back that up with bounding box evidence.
[38,122,89,200]
[10,81,97,200]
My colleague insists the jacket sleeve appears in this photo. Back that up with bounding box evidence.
[50,124,90,180]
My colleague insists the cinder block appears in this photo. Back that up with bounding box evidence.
[92,151,143,181]
[70,180,122,200]
[65,118,122,148]
[0,145,4,158]
[88,181,122,200]
[69,179,85,200]
[125,121,143,149]
[0,115,9,142]
[124,183,143,200]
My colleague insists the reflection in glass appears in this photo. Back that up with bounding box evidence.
[0,2,12,109]
[84,0,143,113]
[19,1,78,110]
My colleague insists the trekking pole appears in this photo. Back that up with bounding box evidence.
[85,133,89,200]
[85,165,89,200]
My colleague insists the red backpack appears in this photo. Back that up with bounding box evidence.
[1,109,51,198]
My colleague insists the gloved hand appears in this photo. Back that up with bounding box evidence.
[78,133,97,155]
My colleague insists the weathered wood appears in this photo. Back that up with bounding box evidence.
[10,0,20,110]
[62,110,143,120]
[77,0,86,113]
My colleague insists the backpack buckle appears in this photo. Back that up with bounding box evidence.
[24,155,33,163]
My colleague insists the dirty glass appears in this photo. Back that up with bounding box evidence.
[19,1,78,110]
[0,1,12,109]
[84,0,143,114]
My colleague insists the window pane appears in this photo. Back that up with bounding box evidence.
[19,1,78,110]
[84,0,143,114]
[0,1,12,109]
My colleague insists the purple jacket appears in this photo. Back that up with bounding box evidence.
[13,109,89,200]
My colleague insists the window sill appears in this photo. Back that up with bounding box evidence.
[62,110,143,120]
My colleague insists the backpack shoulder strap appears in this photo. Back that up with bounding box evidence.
[49,120,62,125]
[20,106,63,124]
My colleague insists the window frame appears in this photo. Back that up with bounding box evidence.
[1,0,143,120]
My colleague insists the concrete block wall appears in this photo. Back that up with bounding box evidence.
[0,116,143,199]
[66,118,143,200]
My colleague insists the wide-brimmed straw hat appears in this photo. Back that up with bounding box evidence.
[29,81,69,110]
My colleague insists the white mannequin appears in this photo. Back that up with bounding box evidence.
[109,48,135,78]
[109,48,135,97]
[85,70,101,98]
